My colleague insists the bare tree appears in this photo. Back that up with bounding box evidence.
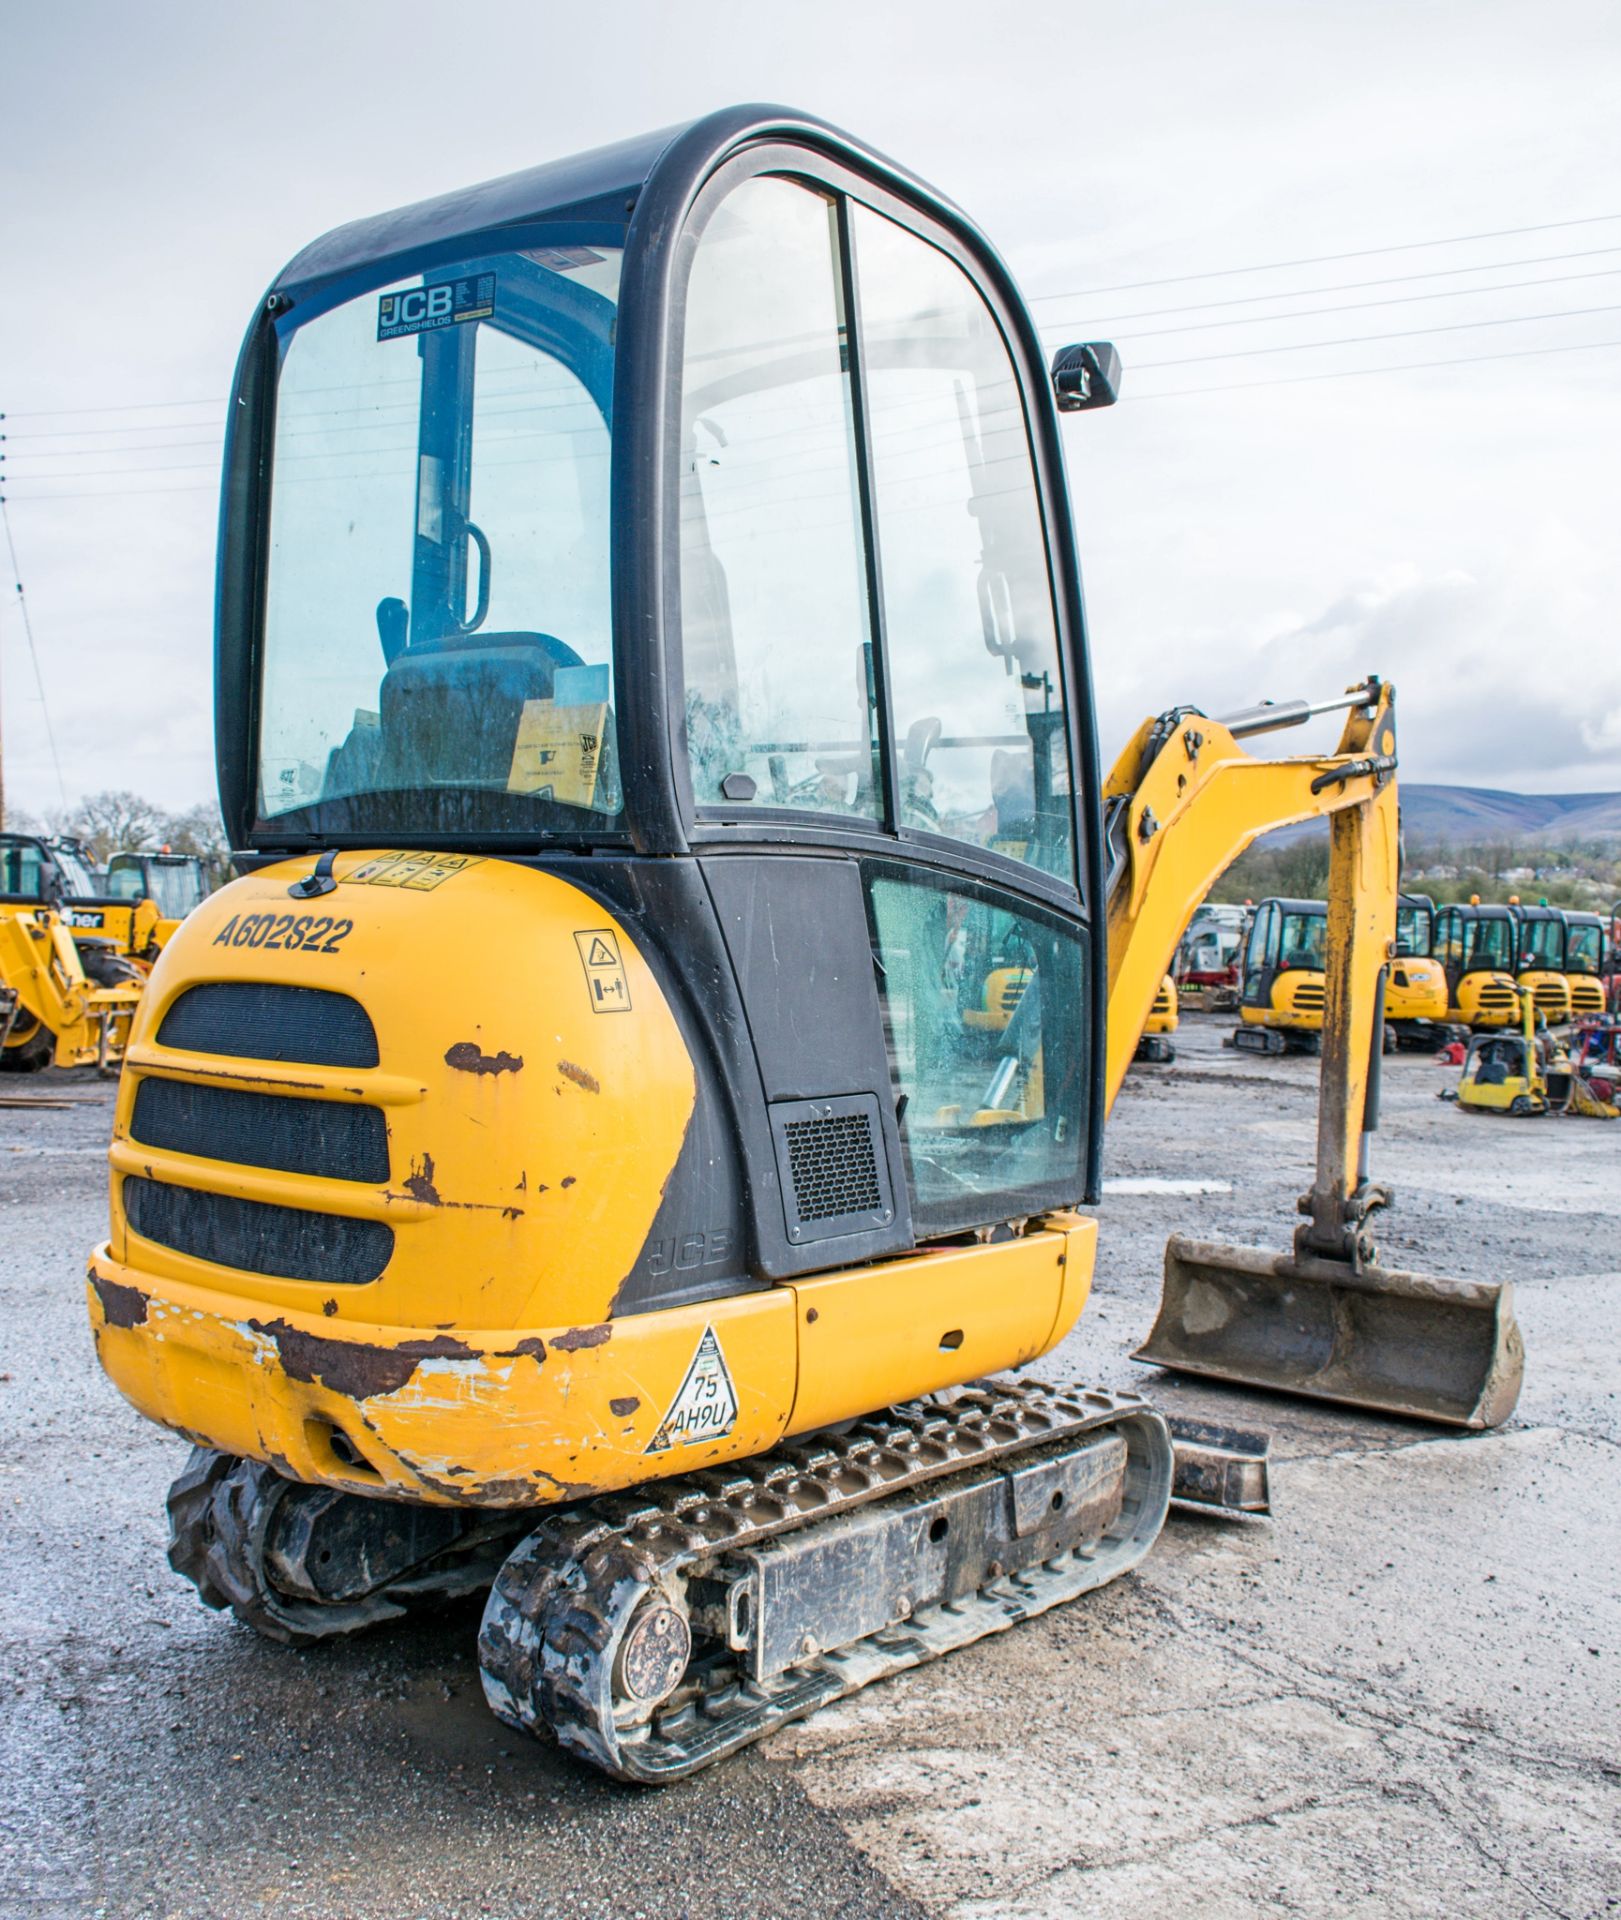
[161,802,234,888]
[61,790,170,864]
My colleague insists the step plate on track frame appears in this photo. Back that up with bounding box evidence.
[1135,1234,1524,1430]
[480,1381,1174,1783]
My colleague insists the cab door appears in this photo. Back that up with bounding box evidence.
[670,160,1097,1242]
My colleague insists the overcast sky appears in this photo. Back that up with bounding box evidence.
[2,0,1618,818]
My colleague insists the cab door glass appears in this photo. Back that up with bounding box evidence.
[0,843,47,899]
[850,203,1073,882]
[678,177,879,818]
[1243,902,1276,1002]
[865,868,1086,1229]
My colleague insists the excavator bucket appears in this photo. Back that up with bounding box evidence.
[1136,1235,1524,1429]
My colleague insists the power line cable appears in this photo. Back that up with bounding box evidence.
[0,497,69,806]
[1124,332,1621,401]
[1040,265,1621,342]
[1024,211,1621,303]
[1131,299,1621,370]
[1040,243,1621,328]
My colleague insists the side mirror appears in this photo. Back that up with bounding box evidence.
[1051,341,1122,412]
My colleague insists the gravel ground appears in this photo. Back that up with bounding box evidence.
[1,1017,1616,1919]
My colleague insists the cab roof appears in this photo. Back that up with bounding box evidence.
[271,104,948,295]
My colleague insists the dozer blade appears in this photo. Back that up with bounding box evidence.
[1134,1234,1524,1429]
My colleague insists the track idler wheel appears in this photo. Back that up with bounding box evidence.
[167,1447,523,1644]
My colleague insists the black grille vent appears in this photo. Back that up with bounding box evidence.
[785,1112,882,1221]
[157,983,379,1068]
[124,1175,392,1286]
[131,1077,389,1184]
[768,1094,894,1244]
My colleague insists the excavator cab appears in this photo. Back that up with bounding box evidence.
[1233,897,1327,1053]
[1559,910,1607,1019]
[1510,903,1573,1026]
[103,851,209,958]
[1385,891,1449,1046]
[1433,902,1519,1028]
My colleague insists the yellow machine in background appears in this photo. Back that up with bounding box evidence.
[1555,908,1606,1019]
[1134,975,1178,1063]
[0,908,140,1072]
[0,833,142,1072]
[1509,902,1573,1026]
[1385,892,1450,1046]
[1447,985,1616,1118]
[86,110,1523,1784]
[1231,897,1326,1053]
[103,851,211,962]
[1432,901,1520,1028]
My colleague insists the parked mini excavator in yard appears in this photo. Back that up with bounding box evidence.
[1385,892,1451,1048]
[1230,896,1328,1053]
[1508,901,1574,1027]
[1433,900,1521,1029]
[86,108,1525,1783]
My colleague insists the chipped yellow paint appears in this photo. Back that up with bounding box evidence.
[87,1254,797,1504]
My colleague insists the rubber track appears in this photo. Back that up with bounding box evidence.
[479,1380,1173,1782]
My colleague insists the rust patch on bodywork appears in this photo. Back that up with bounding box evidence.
[551,1322,612,1352]
[91,1275,149,1328]
[444,1042,524,1076]
[404,1153,441,1205]
[497,1337,547,1364]
[557,1059,600,1095]
[322,1298,339,1318]
[249,1320,477,1400]
[609,1395,640,1417]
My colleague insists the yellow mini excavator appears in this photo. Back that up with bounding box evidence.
[86,108,1523,1783]
[1386,893,1450,1048]
[1230,896,1327,1053]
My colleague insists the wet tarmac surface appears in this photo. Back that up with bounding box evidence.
[2,1018,1616,1917]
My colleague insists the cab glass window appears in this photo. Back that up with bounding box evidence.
[865,868,1085,1228]
[0,842,48,899]
[1469,916,1512,970]
[678,177,879,818]
[852,204,1072,882]
[1395,901,1431,956]
[1518,918,1563,971]
[1278,910,1326,972]
[1567,923,1601,973]
[258,243,623,834]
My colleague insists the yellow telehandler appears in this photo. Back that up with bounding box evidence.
[86,107,1522,1782]
[0,833,142,1072]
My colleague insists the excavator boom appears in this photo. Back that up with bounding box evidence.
[1108,679,1524,1427]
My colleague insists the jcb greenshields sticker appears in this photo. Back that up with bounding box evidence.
[646,1327,739,1453]
[378,276,495,340]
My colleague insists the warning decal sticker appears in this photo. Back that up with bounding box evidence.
[646,1326,739,1454]
[346,852,484,890]
[572,927,632,1013]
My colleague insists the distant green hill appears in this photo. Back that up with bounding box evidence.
[1268,785,1621,845]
